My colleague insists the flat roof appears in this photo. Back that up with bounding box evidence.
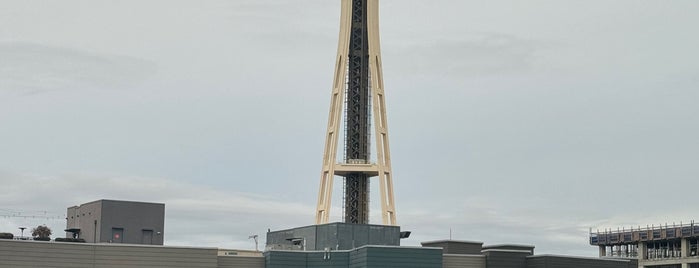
[421,239,484,245]
[269,222,399,233]
[528,254,634,263]
[72,199,165,207]
[483,244,535,249]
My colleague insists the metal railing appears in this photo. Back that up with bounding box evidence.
[590,221,698,245]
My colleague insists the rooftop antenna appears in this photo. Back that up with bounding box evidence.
[248,235,259,252]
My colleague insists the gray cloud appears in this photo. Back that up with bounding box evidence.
[0,171,312,249]
[0,42,156,95]
[386,32,540,77]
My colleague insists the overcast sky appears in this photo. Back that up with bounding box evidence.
[1,0,698,256]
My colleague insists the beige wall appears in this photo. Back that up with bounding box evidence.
[0,239,264,268]
[443,254,486,268]
[217,256,265,268]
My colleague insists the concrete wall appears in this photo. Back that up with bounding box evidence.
[0,237,642,268]
[422,240,484,254]
[66,200,102,242]
[217,256,266,268]
[266,223,400,251]
[99,200,165,245]
[350,246,443,268]
[483,244,535,254]
[443,254,486,268]
[483,249,532,268]
[264,246,442,268]
[0,239,264,268]
[526,255,637,268]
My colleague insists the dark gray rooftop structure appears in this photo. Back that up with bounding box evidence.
[66,199,164,245]
[265,246,443,268]
[265,222,400,251]
[421,240,485,255]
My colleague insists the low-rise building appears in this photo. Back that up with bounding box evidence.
[65,199,165,245]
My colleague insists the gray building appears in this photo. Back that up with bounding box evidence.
[428,240,636,268]
[264,246,443,268]
[65,199,165,245]
[266,223,401,251]
[1,225,640,268]
[262,223,640,268]
[261,238,639,268]
[0,238,638,268]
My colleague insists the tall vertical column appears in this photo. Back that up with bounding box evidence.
[367,0,397,227]
[599,246,607,257]
[315,0,397,226]
[638,242,647,260]
[344,0,371,224]
[681,238,690,268]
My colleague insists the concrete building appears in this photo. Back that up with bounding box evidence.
[1,236,639,268]
[65,199,165,245]
[428,240,637,268]
[266,222,401,251]
[2,218,640,268]
[590,222,699,268]
[0,239,263,268]
[261,237,639,268]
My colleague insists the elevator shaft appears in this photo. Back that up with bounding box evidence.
[344,0,370,224]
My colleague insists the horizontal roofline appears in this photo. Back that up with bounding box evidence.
[72,199,165,207]
[481,249,533,254]
[483,244,535,249]
[421,239,484,245]
[268,222,399,233]
[528,254,633,262]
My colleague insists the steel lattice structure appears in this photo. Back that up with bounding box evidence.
[344,0,370,224]
[316,0,397,226]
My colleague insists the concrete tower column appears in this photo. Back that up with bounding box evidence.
[638,242,647,260]
[599,245,607,257]
[681,238,690,268]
